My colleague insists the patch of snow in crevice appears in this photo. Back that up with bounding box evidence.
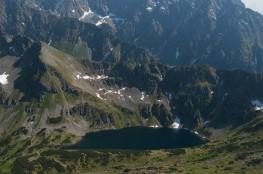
[48,40,52,46]
[251,99,263,111]
[96,87,129,100]
[157,99,162,103]
[159,75,163,81]
[150,124,160,128]
[146,7,153,12]
[194,131,199,135]
[76,73,108,81]
[171,116,181,129]
[78,7,122,27]
[208,8,217,20]
[0,72,9,85]
[140,92,145,101]
[104,90,114,95]
[146,0,161,12]
[79,9,94,21]
[95,93,105,100]
[120,87,127,91]
[96,16,111,26]
[160,6,166,11]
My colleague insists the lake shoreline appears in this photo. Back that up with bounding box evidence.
[67,127,208,150]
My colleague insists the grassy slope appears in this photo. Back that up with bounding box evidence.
[1,44,263,173]
[0,43,147,173]
[1,115,263,174]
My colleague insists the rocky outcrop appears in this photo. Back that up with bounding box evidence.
[87,0,263,72]
[139,103,173,127]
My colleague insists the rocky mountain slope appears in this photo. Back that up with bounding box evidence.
[19,0,263,72]
[1,31,263,173]
[1,27,263,136]
[0,33,174,137]
[1,0,263,173]
[88,0,263,72]
[0,0,263,138]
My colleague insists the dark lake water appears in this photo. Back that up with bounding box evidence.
[71,127,206,150]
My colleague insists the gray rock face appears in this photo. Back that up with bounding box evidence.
[104,0,263,72]
[29,0,262,72]
[1,0,263,134]
[3,0,263,72]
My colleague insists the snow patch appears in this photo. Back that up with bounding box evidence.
[160,6,166,11]
[121,87,127,91]
[171,117,181,129]
[208,8,217,20]
[79,9,94,21]
[150,124,160,128]
[48,40,52,46]
[251,99,263,111]
[0,72,9,85]
[76,73,108,81]
[146,7,153,12]
[96,16,111,26]
[97,87,128,100]
[140,92,145,101]
[95,93,105,100]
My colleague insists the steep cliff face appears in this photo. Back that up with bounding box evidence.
[87,0,263,72]
[4,0,263,72]
[0,0,157,66]
[37,0,262,72]
[158,65,263,129]
[0,34,175,138]
[1,0,263,132]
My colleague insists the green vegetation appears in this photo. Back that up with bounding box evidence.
[1,27,263,174]
[1,116,263,174]
[55,41,92,61]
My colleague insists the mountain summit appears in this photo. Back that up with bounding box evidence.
[10,0,263,72]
